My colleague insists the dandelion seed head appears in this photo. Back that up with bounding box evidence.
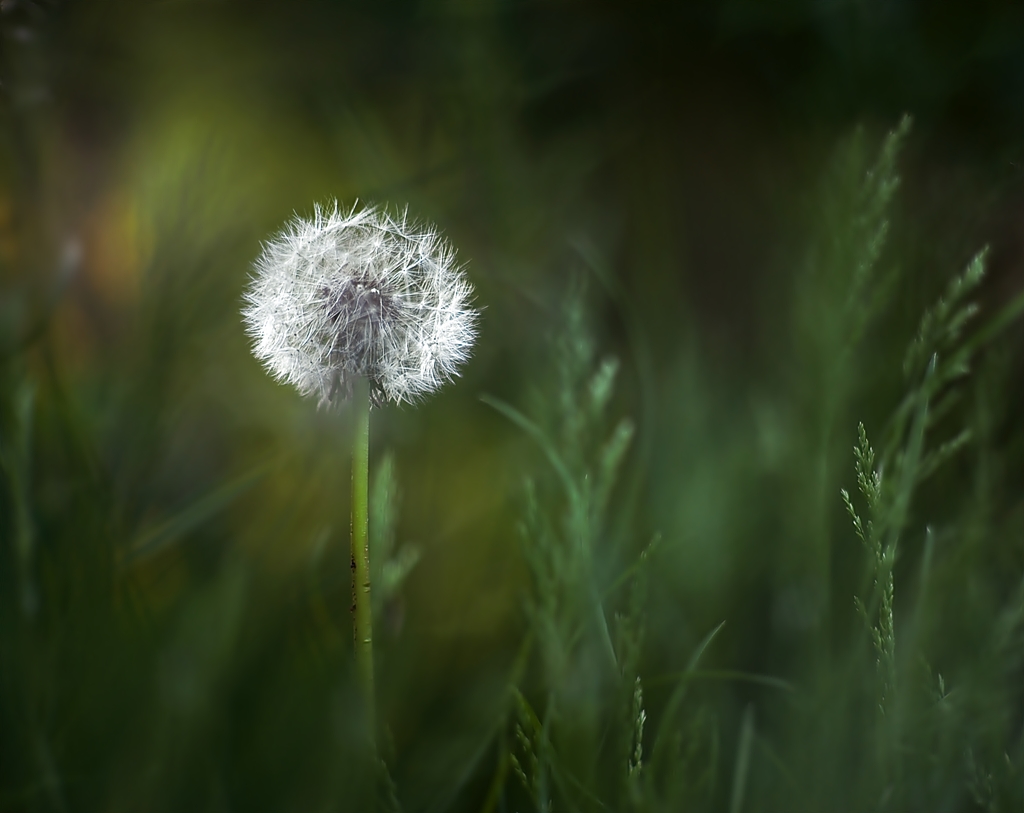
[243,202,478,407]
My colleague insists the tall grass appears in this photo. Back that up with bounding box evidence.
[4,4,1024,812]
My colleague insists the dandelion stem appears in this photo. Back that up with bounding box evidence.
[351,377,375,742]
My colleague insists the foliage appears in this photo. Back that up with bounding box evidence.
[3,3,1024,813]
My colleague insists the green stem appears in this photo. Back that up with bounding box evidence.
[351,378,375,742]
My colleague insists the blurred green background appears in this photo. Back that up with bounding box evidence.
[3,1,1024,811]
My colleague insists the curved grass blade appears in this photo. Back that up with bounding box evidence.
[121,464,272,565]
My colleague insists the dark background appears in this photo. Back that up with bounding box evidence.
[3,1,1024,811]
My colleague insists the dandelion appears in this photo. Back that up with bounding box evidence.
[242,202,478,407]
[242,201,478,746]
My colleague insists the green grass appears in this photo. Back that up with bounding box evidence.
[4,3,1024,812]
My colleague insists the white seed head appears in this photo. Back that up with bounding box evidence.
[243,202,478,407]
